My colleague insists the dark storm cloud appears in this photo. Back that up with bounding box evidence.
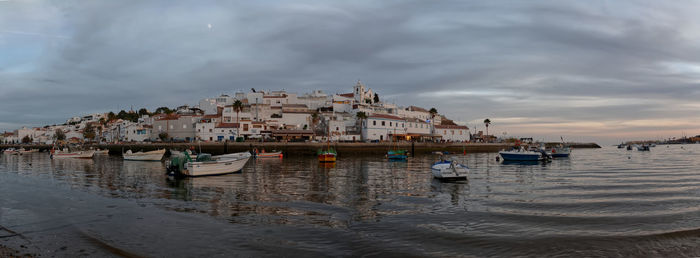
[2,0,700,142]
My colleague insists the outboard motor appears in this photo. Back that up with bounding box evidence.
[538,149,552,162]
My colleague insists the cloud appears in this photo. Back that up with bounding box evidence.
[1,0,700,144]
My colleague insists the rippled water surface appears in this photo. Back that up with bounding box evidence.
[3,145,700,257]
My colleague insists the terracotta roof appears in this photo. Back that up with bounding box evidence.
[155,114,181,120]
[434,124,469,130]
[216,123,240,128]
[338,93,354,98]
[203,114,220,119]
[409,106,429,112]
[369,114,404,120]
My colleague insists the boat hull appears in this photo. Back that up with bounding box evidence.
[255,152,283,158]
[318,153,336,163]
[431,162,469,180]
[499,151,542,161]
[51,150,95,159]
[183,153,251,177]
[123,149,166,161]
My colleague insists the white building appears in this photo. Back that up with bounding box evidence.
[361,114,406,141]
[434,125,470,142]
[196,122,238,142]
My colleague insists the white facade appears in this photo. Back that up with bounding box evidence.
[435,125,470,142]
[123,124,152,142]
[196,122,238,142]
[361,114,406,141]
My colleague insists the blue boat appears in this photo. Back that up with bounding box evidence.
[499,147,548,161]
[387,150,408,160]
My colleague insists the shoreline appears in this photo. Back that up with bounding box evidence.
[0,142,601,156]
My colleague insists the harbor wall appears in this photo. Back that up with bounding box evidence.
[0,142,601,156]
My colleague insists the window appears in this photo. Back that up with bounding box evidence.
[373,121,376,126]
[198,129,201,132]
[209,129,212,132]
[336,127,339,131]
[382,121,385,126]
[402,123,404,128]
[221,130,224,133]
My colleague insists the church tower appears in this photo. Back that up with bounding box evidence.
[354,80,366,104]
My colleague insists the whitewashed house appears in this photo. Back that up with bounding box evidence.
[434,125,470,142]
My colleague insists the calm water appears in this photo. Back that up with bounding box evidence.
[2,145,700,257]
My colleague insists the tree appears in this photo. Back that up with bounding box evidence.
[373,93,379,104]
[107,112,116,121]
[54,129,66,141]
[21,135,32,144]
[311,111,321,136]
[83,123,96,141]
[429,108,438,118]
[232,100,244,124]
[138,108,150,117]
[158,132,169,142]
[155,107,173,114]
[483,118,491,141]
[355,112,368,135]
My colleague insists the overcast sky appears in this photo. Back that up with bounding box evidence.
[2,0,700,144]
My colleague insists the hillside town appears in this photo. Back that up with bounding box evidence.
[1,82,488,145]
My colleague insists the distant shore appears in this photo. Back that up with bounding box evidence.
[0,142,601,156]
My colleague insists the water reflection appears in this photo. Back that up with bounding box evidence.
[7,146,700,256]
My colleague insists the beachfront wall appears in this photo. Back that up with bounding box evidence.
[434,125,470,142]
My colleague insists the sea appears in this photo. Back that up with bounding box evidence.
[2,145,700,257]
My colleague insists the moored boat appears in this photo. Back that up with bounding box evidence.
[499,147,545,161]
[318,149,337,163]
[431,159,468,180]
[387,149,408,160]
[637,145,650,151]
[547,145,571,158]
[95,149,109,155]
[50,149,95,159]
[167,151,251,177]
[3,148,18,155]
[254,149,283,158]
[123,149,166,161]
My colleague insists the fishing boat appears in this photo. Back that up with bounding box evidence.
[167,151,251,177]
[387,150,408,160]
[3,148,18,155]
[50,149,95,159]
[547,145,571,157]
[253,149,283,158]
[499,147,546,161]
[318,147,337,163]
[123,149,166,161]
[431,159,468,180]
[637,145,650,151]
[19,148,39,154]
[617,143,625,149]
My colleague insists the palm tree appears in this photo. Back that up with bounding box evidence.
[355,111,368,132]
[483,118,491,142]
[232,100,243,124]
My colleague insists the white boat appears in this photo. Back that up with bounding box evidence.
[19,148,39,154]
[637,145,650,151]
[168,152,251,177]
[3,148,18,155]
[123,149,166,161]
[95,149,109,155]
[254,150,283,158]
[431,160,468,180]
[546,145,571,157]
[51,149,95,159]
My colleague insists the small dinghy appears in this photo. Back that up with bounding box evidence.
[431,159,468,181]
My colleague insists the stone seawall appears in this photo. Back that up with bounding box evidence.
[0,142,600,156]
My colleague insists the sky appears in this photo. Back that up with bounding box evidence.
[2,0,700,145]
